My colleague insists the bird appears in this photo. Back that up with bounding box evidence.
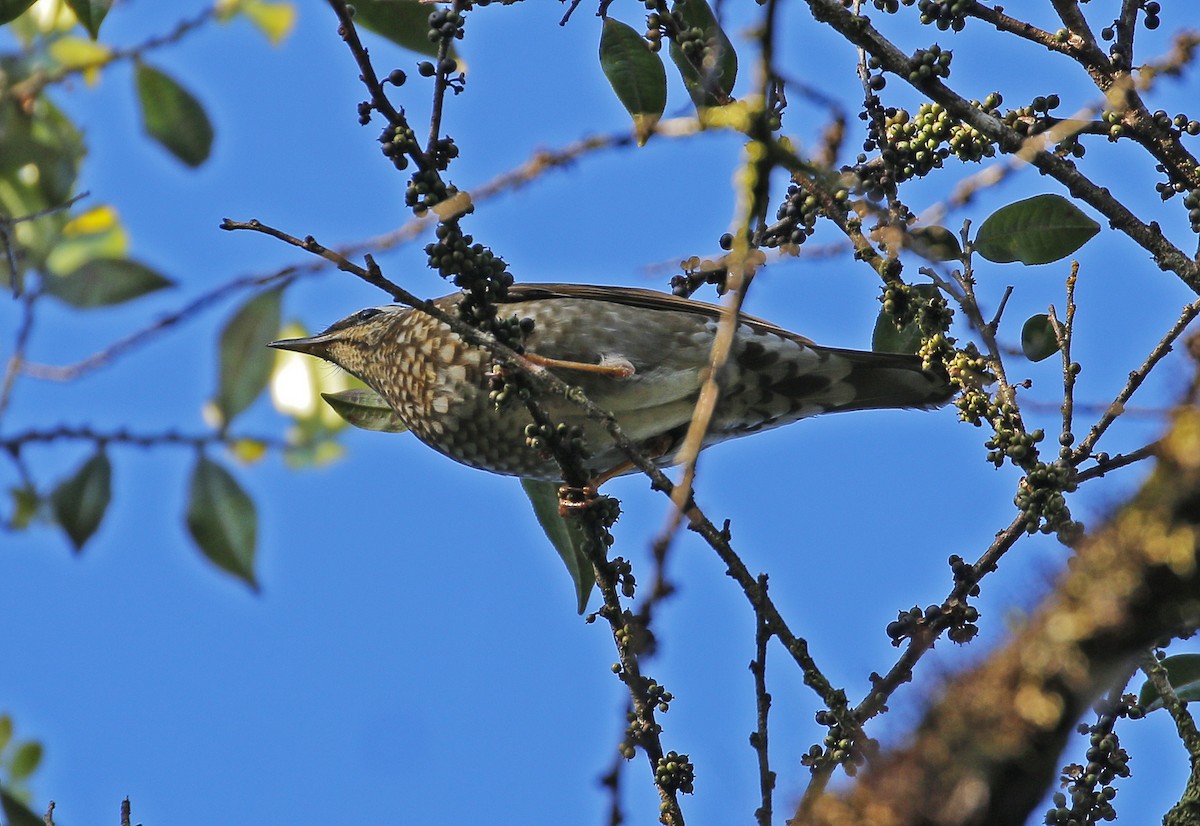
[269,283,954,483]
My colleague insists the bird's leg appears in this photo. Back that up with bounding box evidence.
[562,432,678,505]
[557,483,599,514]
[524,352,635,379]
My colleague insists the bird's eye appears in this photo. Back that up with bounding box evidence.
[356,308,384,322]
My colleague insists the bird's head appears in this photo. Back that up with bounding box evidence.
[268,306,405,381]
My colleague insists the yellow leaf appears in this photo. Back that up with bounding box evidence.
[63,204,118,236]
[47,34,112,71]
[242,0,296,46]
[230,439,268,465]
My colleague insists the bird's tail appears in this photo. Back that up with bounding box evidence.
[818,348,955,413]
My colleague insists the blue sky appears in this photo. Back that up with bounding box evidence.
[2,2,1199,824]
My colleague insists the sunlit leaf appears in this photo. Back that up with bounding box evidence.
[44,257,171,307]
[321,389,408,433]
[229,438,268,464]
[185,455,258,590]
[0,787,42,826]
[63,0,111,38]
[240,0,295,45]
[974,194,1100,265]
[47,34,112,71]
[1020,314,1060,362]
[1138,654,1200,712]
[599,17,666,146]
[0,0,36,26]
[215,286,284,426]
[135,62,214,167]
[668,0,737,110]
[521,479,595,614]
[352,0,456,58]
[49,451,111,551]
[46,205,129,274]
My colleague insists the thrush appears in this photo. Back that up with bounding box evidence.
[269,283,953,482]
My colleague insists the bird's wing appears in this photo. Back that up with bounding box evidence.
[503,283,819,347]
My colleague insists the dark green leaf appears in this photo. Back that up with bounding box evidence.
[135,62,214,167]
[43,258,172,308]
[1020,314,1060,362]
[352,0,455,58]
[216,286,284,426]
[0,787,42,826]
[1138,654,1200,712]
[0,714,11,752]
[65,0,111,38]
[0,0,35,26]
[668,0,737,110]
[185,455,258,590]
[7,741,41,780]
[520,479,595,614]
[910,225,962,262]
[599,17,666,146]
[321,389,408,433]
[872,284,940,355]
[49,451,111,551]
[974,194,1100,265]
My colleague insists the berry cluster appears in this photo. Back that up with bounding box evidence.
[654,752,695,795]
[425,222,524,347]
[1014,459,1082,542]
[802,709,864,775]
[762,183,848,248]
[854,97,998,198]
[426,7,464,43]
[908,44,953,84]
[885,601,980,646]
[1184,188,1200,233]
[378,123,418,170]
[1045,698,1137,826]
[916,0,971,31]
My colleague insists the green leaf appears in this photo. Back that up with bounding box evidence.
[352,0,455,58]
[872,284,940,355]
[215,286,284,426]
[185,455,258,590]
[0,0,36,26]
[521,479,596,614]
[668,0,737,110]
[135,62,214,167]
[599,17,666,146]
[8,485,40,531]
[0,714,12,752]
[49,451,111,551]
[1139,654,1200,711]
[43,258,172,308]
[910,225,962,262]
[1020,314,1060,362]
[64,0,111,38]
[321,389,408,433]
[974,194,1099,265]
[0,96,84,282]
[0,787,42,826]
[8,741,41,780]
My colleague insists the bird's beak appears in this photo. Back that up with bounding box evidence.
[267,332,337,359]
